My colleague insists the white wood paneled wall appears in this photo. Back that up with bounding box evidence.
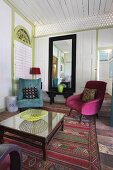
[76,30,96,93]
[35,30,97,98]
[35,37,49,91]
[0,0,12,110]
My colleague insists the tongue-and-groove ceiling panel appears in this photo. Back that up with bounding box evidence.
[8,0,113,36]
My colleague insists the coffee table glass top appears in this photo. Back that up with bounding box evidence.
[0,109,65,138]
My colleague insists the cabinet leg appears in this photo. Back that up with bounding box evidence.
[50,97,53,104]
[0,129,4,143]
[50,96,54,104]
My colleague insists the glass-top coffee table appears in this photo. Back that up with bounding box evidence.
[0,109,65,160]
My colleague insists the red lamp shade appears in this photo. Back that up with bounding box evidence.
[30,67,41,75]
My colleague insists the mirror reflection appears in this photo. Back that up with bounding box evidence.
[52,39,72,88]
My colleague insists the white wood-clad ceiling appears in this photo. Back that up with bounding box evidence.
[8,0,113,36]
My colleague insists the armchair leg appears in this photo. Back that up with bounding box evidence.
[79,114,82,122]
[10,151,22,170]
[68,108,73,116]
[96,113,98,118]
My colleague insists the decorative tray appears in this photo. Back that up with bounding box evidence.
[20,109,48,121]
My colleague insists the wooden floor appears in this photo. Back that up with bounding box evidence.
[96,93,113,170]
[96,117,113,170]
[0,94,113,170]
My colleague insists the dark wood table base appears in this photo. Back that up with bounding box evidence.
[46,91,73,104]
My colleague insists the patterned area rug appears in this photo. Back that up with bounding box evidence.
[48,117,100,170]
[43,102,79,116]
[5,103,101,170]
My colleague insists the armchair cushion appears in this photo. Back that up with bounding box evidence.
[82,88,97,102]
[23,87,38,99]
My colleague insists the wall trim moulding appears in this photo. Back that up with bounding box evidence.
[35,12,113,37]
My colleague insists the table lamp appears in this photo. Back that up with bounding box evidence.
[30,67,41,79]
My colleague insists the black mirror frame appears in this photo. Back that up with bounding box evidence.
[49,34,76,93]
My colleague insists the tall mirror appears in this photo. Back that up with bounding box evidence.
[49,34,76,92]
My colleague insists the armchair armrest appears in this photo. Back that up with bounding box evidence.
[0,144,22,170]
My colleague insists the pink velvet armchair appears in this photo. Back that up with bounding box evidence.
[66,81,107,120]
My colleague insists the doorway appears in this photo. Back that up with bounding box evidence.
[98,49,112,95]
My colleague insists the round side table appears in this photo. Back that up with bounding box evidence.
[6,96,18,112]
